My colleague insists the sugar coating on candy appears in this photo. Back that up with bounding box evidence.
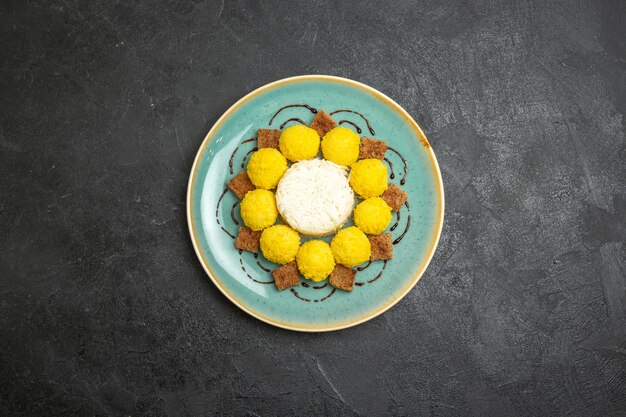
[349,158,388,198]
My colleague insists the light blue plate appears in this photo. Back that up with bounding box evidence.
[187,75,444,331]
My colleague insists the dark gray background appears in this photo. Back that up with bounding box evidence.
[1,0,625,416]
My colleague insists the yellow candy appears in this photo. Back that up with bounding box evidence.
[321,126,360,166]
[354,197,392,235]
[240,189,277,231]
[247,148,288,189]
[279,125,320,162]
[260,225,300,264]
[349,158,388,198]
[296,240,335,282]
[330,226,371,267]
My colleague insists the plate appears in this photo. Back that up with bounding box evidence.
[187,75,444,331]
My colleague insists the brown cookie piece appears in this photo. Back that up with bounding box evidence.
[309,110,336,138]
[369,233,393,261]
[257,129,280,149]
[359,137,387,159]
[272,261,300,291]
[235,227,261,253]
[329,264,356,291]
[381,183,408,212]
[227,171,255,199]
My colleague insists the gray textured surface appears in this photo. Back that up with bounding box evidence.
[1,0,625,416]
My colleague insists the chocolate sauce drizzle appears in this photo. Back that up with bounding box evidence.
[290,288,311,302]
[221,228,234,239]
[216,188,235,239]
[354,260,388,286]
[228,137,256,175]
[319,288,337,301]
[269,104,317,125]
[290,287,336,302]
[279,118,306,129]
[384,157,395,179]
[216,188,228,217]
[338,120,362,134]
[330,110,375,135]
[301,282,329,289]
[256,262,271,272]
[386,146,408,185]
[238,252,273,284]
[393,202,411,245]
[357,260,372,271]
[230,201,240,225]
[390,210,400,232]
[367,260,388,283]
[241,147,258,169]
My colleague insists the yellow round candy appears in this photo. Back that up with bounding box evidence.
[240,189,277,231]
[279,125,320,162]
[349,158,388,198]
[354,197,392,235]
[321,126,360,166]
[330,226,371,267]
[246,148,288,189]
[296,240,335,282]
[260,225,300,264]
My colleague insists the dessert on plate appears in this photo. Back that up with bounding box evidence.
[226,108,408,295]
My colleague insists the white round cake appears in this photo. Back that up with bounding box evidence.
[276,159,355,236]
